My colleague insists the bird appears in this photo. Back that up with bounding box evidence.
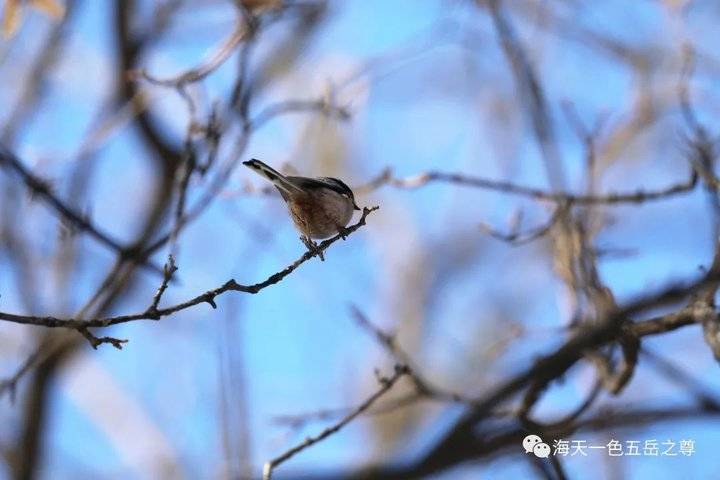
[243,158,360,260]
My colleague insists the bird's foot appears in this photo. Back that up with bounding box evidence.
[336,225,351,240]
[301,236,325,261]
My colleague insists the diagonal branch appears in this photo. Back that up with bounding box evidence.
[487,0,565,190]
[262,364,410,480]
[0,207,379,333]
[0,145,166,275]
[480,204,567,245]
[130,22,249,87]
[408,270,719,477]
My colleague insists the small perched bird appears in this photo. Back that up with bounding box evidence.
[243,158,360,259]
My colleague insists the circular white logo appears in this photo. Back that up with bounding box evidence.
[533,442,551,458]
[522,434,543,454]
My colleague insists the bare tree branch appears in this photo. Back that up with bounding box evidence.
[360,167,698,205]
[262,364,410,480]
[0,207,379,338]
[0,145,167,275]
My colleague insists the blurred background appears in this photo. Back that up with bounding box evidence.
[1,0,720,478]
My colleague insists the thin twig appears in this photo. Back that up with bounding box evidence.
[480,204,567,245]
[488,0,565,189]
[262,364,410,480]
[271,392,423,430]
[130,23,248,87]
[148,254,178,314]
[349,305,472,404]
[519,378,603,431]
[0,346,45,402]
[77,327,128,350]
[365,168,698,204]
[248,98,351,131]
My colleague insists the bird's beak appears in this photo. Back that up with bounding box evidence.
[353,202,361,211]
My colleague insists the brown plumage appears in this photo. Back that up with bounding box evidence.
[242,158,360,240]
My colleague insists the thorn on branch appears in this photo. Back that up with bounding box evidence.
[204,295,218,309]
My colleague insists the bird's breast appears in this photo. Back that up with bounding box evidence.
[288,190,354,239]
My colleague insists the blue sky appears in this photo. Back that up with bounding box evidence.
[1,0,720,479]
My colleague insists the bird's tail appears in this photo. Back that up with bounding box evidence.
[242,158,303,195]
